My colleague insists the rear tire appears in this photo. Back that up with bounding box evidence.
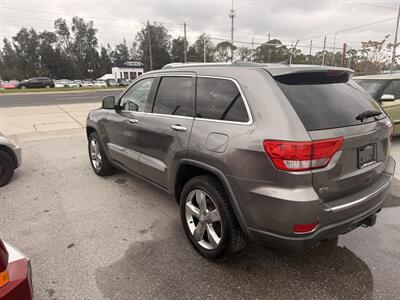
[0,151,14,187]
[88,132,115,176]
[180,175,247,260]
[45,85,51,89]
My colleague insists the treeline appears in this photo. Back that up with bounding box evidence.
[0,17,395,80]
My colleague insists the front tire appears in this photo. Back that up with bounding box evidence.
[180,176,247,260]
[0,151,14,187]
[88,132,115,176]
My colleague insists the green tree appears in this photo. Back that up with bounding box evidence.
[187,34,214,62]
[136,22,171,71]
[214,41,236,62]
[12,28,41,78]
[0,38,21,80]
[171,37,185,62]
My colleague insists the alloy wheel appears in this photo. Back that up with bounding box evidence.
[185,189,222,250]
[89,138,102,171]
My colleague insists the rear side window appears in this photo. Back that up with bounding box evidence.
[275,72,385,131]
[153,77,194,117]
[382,80,400,99]
[196,78,249,122]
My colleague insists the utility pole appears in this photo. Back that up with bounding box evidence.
[308,40,313,63]
[183,22,187,63]
[289,41,294,64]
[203,36,207,63]
[341,43,347,67]
[229,0,236,61]
[251,37,254,62]
[348,47,352,68]
[147,21,153,71]
[331,34,338,66]
[322,36,327,66]
[391,1,400,73]
[267,33,271,63]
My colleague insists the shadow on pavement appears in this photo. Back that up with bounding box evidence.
[95,219,373,300]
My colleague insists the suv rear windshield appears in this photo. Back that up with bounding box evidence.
[275,72,385,131]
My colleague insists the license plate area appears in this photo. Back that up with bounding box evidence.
[358,144,376,168]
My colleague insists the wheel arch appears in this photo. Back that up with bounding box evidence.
[173,159,250,237]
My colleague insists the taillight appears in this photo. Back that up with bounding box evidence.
[0,270,9,288]
[263,137,343,171]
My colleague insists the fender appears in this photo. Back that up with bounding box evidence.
[174,159,251,238]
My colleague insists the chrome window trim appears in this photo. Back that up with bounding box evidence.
[117,73,253,125]
[195,75,254,126]
[119,110,194,120]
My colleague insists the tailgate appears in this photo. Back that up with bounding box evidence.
[309,118,392,202]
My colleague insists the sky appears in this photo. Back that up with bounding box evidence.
[0,0,399,54]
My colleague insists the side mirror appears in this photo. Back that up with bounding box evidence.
[102,96,116,109]
[380,94,396,102]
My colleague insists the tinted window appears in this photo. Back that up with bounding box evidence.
[353,79,388,99]
[152,77,194,116]
[276,76,385,131]
[382,80,400,99]
[196,78,249,122]
[119,78,154,112]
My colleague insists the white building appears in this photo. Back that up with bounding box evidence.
[112,61,144,81]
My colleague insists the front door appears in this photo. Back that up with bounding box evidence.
[138,75,195,188]
[380,80,400,135]
[104,77,155,174]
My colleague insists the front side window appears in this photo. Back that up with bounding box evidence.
[119,78,154,112]
[196,77,249,122]
[152,77,194,117]
[353,79,388,99]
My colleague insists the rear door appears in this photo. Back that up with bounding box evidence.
[274,71,392,202]
[138,74,195,188]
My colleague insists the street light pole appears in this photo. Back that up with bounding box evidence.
[183,22,187,63]
[391,1,400,73]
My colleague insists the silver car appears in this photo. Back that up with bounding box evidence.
[0,133,21,187]
[86,62,395,259]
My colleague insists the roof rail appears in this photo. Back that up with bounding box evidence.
[162,61,262,69]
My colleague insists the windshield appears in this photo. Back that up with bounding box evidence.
[275,74,385,131]
[353,79,388,99]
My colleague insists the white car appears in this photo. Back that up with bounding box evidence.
[67,81,79,88]
[54,80,66,88]
[93,80,107,87]
[83,81,94,87]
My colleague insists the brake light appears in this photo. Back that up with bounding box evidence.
[293,222,319,234]
[0,270,9,288]
[263,138,343,171]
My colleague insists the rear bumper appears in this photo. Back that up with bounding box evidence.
[0,242,33,300]
[239,156,395,251]
[248,198,384,251]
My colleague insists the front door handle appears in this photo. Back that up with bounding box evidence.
[171,124,187,132]
[127,119,139,125]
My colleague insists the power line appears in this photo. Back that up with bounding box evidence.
[298,16,398,41]
[344,0,398,10]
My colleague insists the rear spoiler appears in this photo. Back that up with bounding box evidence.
[264,65,353,77]
[266,66,354,85]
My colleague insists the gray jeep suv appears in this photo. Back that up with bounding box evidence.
[86,62,395,259]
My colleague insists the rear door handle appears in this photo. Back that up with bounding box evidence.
[171,124,187,132]
[127,119,139,125]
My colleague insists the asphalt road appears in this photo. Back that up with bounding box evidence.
[0,89,123,107]
[1,133,400,300]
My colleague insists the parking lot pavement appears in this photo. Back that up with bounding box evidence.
[0,132,399,300]
[0,103,100,137]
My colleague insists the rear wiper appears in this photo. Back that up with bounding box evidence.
[356,110,382,122]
